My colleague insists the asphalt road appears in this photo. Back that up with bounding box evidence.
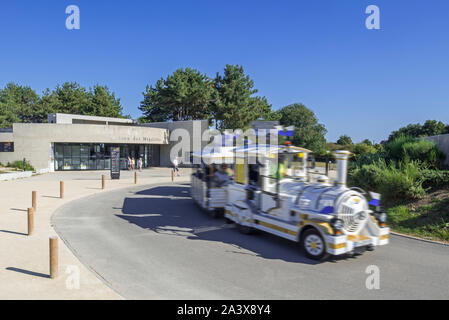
[53,183,449,299]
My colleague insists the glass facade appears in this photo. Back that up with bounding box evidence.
[54,143,160,171]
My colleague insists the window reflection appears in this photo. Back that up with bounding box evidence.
[54,143,158,171]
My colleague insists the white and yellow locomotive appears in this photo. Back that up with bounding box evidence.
[191,143,389,260]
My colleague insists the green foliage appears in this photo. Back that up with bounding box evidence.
[381,161,426,202]
[140,68,214,123]
[353,143,377,156]
[50,82,91,115]
[88,85,123,117]
[277,103,327,153]
[385,135,445,169]
[349,135,447,207]
[212,65,273,130]
[137,116,150,124]
[420,170,449,190]
[336,135,353,146]
[6,160,35,171]
[351,149,388,167]
[0,82,125,127]
[139,64,275,129]
[348,160,425,204]
[361,139,373,146]
[348,159,387,192]
[0,83,41,127]
[388,120,449,142]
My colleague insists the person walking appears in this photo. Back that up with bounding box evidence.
[127,156,131,170]
[131,157,135,170]
[138,158,143,171]
[173,156,180,176]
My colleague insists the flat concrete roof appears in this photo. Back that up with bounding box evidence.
[48,113,135,124]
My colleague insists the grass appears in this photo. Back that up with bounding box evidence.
[388,193,449,242]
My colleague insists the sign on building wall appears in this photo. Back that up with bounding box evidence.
[0,142,14,152]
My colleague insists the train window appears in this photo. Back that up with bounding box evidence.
[249,164,259,185]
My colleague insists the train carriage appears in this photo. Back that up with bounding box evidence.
[190,147,235,217]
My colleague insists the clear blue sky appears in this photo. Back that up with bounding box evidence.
[1,0,448,142]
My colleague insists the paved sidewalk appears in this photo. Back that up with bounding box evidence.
[0,168,190,300]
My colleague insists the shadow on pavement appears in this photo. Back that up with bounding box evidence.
[116,185,319,265]
[0,230,27,236]
[135,185,191,197]
[6,267,49,278]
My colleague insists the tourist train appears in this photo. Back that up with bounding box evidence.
[190,142,389,260]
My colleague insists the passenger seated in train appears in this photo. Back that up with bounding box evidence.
[214,164,231,187]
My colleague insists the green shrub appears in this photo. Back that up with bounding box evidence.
[348,135,446,206]
[379,161,425,203]
[420,170,449,190]
[348,160,425,204]
[348,159,386,191]
[6,160,35,171]
[353,143,377,156]
[385,135,445,169]
[385,135,416,160]
[351,149,388,167]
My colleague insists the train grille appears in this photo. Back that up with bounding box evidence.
[338,205,364,233]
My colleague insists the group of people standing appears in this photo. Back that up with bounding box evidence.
[127,156,143,171]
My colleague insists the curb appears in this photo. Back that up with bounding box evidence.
[0,171,33,181]
[390,231,449,247]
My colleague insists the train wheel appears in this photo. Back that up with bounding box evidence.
[210,209,220,219]
[237,223,253,235]
[301,229,329,261]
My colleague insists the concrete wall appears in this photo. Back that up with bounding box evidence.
[0,123,169,171]
[426,134,449,168]
[141,120,209,166]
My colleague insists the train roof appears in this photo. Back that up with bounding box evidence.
[192,144,312,163]
[233,144,312,156]
[192,146,235,161]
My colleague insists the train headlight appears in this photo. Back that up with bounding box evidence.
[375,212,387,227]
[330,218,344,234]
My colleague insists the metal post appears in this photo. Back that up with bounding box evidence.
[49,237,58,279]
[171,169,174,182]
[32,191,37,212]
[102,175,105,190]
[325,153,329,176]
[27,208,34,236]
[23,158,26,172]
[134,172,137,184]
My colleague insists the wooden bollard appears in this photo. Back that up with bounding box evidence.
[102,175,105,189]
[49,236,58,279]
[134,172,137,184]
[60,181,64,199]
[32,191,37,212]
[27,208,34,236]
